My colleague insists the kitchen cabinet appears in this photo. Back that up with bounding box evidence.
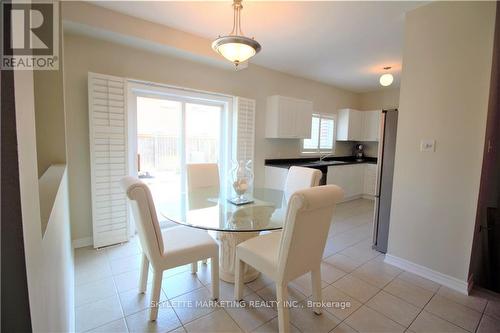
[336,109,381,142]
[362,110,381,141]
[265,95,313,139]
[327,163,377,201]
[336,109,363,141]
[327,164,364,199]
[363,164,377,196]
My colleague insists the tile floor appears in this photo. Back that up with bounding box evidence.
[75,199,500,333]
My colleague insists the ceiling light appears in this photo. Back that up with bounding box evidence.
[212,0,261,68]
[379,67,394,87]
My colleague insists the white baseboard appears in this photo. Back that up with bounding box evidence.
[72,236,93,249]
[384,254,469,295]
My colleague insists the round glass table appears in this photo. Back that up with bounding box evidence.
[159,187,287,283]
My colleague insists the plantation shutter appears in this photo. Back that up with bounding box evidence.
[88,72,129,248]
[233,97,256,166]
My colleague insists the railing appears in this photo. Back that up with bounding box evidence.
[138,134,218,171]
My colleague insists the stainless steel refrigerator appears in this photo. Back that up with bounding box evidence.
[372,109,398,253]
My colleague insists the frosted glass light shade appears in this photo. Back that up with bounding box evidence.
[212,35,261,65]
[379,73,394,86]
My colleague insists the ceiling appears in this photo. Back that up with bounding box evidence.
[90,1,424,92]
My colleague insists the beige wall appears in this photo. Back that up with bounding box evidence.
[34,67,66,177]
[359,88,400,111]
[388,1,495,283]
[64,33,360,241]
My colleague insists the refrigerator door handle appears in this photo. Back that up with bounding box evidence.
[375,111,386,197]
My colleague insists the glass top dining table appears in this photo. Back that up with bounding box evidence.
[159,187,287,233]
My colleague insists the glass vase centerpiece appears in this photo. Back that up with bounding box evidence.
[229,160,254,205]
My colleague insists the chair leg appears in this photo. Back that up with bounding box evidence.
[149,271,163,321]
[234,255,245,301]
[211,255,219,300]
[311,267,322,315]
[191,262,198,274]
[276,282,290,333]
[139,253,149,294]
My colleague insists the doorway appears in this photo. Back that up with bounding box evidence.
[128,83,231,224]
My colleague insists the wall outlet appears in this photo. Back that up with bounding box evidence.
[420,139,436,152]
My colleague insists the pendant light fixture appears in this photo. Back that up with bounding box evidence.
[379,66,394,87]
[212,0,261,68]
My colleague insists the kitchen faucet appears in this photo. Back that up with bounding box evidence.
[319,153,334,162]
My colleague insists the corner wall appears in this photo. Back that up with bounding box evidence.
[387,1,496,286]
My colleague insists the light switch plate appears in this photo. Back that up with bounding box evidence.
[420,139,436,152]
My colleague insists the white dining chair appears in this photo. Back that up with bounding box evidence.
[234,185,344,333]
[284,166,322,203]
[121,176,219,321]
[186,163,220,190]
[186,163,220,269]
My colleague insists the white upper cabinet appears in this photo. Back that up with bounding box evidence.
[362,110,382,141]
[336,108,381,141]
[336,109,363,141]
[265,95,313,139]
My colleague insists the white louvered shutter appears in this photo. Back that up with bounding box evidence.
[88,72,129,248]
[233,97,256,167]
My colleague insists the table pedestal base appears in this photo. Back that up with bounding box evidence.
[218,231,260,283]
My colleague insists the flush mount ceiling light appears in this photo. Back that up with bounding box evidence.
[212,0,261,68]
[379,66,394,87]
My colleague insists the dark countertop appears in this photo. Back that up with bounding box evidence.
[264,156,377,169]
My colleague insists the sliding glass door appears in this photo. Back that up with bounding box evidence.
[132,89,228,222]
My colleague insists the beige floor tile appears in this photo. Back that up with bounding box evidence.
[437,286,488,313]
[106,240,142,261]
[330,323,358,333]
[367,291,420,327]
[485,300,500,320]
[345,305,405,333]
[125,304,182,333]
[119,286,168,316]
[218,279,253,302]
[251,317,300,333]
[351,261,400,288]
[318,285,362,320]
[162,270,204,299]
[170,287,218,324]
[477,314,500,333]
[184,309,242,333]
[86,318,129,333]
[340,244,380,263]
[397,271,440,292]
[246,274,274,292]
[384,278,434,308]
[290,303,341,333]
[332,274,380,303]
[256,283,307,306]
[409,311,468,333]
[75,294,124,332]
[114,269,153,294]
[425,295,482,332]
[76,276,117,307]
[323,254,366,273]
[75,256,113,286]
[289,272,328,297]
[320,262,348,284]
[225,293,277,332]
[110,254,143,276]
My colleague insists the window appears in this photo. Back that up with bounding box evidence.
[302,114,336,153]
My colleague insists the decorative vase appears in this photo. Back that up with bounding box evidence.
[231,160,254,203]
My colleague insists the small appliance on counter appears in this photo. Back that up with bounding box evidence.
[353,144,364,161]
